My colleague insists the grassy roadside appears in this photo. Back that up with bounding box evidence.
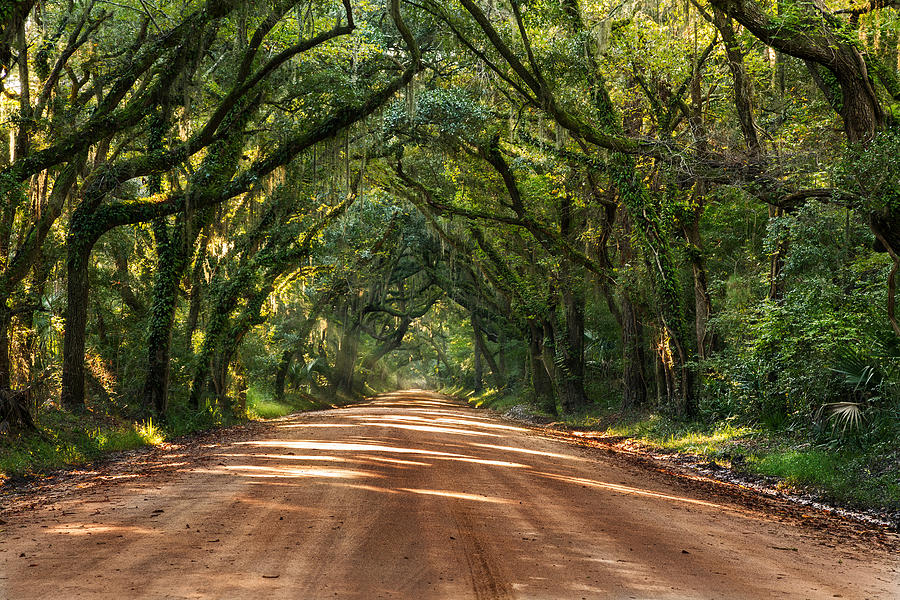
[0,386,336,483]
[465,389,900,513]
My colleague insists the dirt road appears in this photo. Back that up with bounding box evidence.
[1,391,897,599]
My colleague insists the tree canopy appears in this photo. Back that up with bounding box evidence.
[0,0,897,464]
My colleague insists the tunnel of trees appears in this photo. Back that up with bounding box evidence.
[0,0,897,454]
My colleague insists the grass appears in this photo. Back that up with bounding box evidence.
[463,392,900,512]
[600,415,756,456]
[465,388,527,412]
[245,385,334,419]
[594,413,900,509]
[0,386,336,483]
[0,413,165,479]
[752,448,900,508]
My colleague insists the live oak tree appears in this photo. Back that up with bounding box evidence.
[0,0,898,444]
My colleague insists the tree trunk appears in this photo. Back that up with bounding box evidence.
[528,321,555,411]
[60,243,91,410]
[768,206,788,302]
[0,387,36,432]
[684,210,715,358]
[558,287,588,413]
[0,304,10,391]
[184,232,209,347]
[713,9,762,157]
[274,348,293,401]
[620,292,647,410]
[540,320,561,415]
[142,217,182,416]
[472,318,504,390]
[332,318,360,397]
[473,321,483,393]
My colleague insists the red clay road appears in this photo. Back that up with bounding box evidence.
[1,390,898,599]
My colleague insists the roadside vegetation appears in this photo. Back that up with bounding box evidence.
[470,390,900,511]
[0,386,337,482]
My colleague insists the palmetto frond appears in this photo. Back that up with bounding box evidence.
[816,401,864,433]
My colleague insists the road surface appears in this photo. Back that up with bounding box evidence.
[1,390,897,598]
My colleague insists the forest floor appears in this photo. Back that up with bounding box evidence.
[1,390,898,599]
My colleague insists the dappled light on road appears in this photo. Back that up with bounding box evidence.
[352,413,531,433]
[531,471,727,509]
[471,442,589,461]
[3,390,896,600]
[215,465,380,480]
[396,488,515,504]
[354,421,505,437]
[216,453,350,462]
[48,524,160,536]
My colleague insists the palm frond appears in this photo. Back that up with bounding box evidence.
[817,401,864,433]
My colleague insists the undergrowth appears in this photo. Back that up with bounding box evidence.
[465,388,524,412]
[600,411,900,510]
[0,385,335,482]
[461,386,900,512]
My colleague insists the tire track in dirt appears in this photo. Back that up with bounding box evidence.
[449,497,512,600]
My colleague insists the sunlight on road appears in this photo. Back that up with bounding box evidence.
[351,414,530,433]
[470,442,589,461]
[49,524,159,536]
[354,421,504,437]
[396,488,515,504]
[533,471,728,509]
[216,453,350,462]
[7,392,895,600]
[217,465,379,479]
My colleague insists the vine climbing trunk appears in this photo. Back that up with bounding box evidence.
[684,210,715,359]
[556,193,588,414]
[615,215,648,410]
[184,232,209,347]
[142,217,183,416]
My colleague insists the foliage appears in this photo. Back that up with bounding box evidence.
[0,0,897,512]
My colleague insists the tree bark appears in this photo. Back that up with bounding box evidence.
[684,209,716,358]
[60,242,91,410]
[472,317,503,390]
[558,287,588,413]
[528,321,555,411]
[709,0,884,143]
[0,304,10,391]
[473,320,483,393]
[620,293,647,410]
[184,232,209,346]
[713,9,763,157]
[333,320,360,397]
[142,218,181,416]
[274,348,293,401]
